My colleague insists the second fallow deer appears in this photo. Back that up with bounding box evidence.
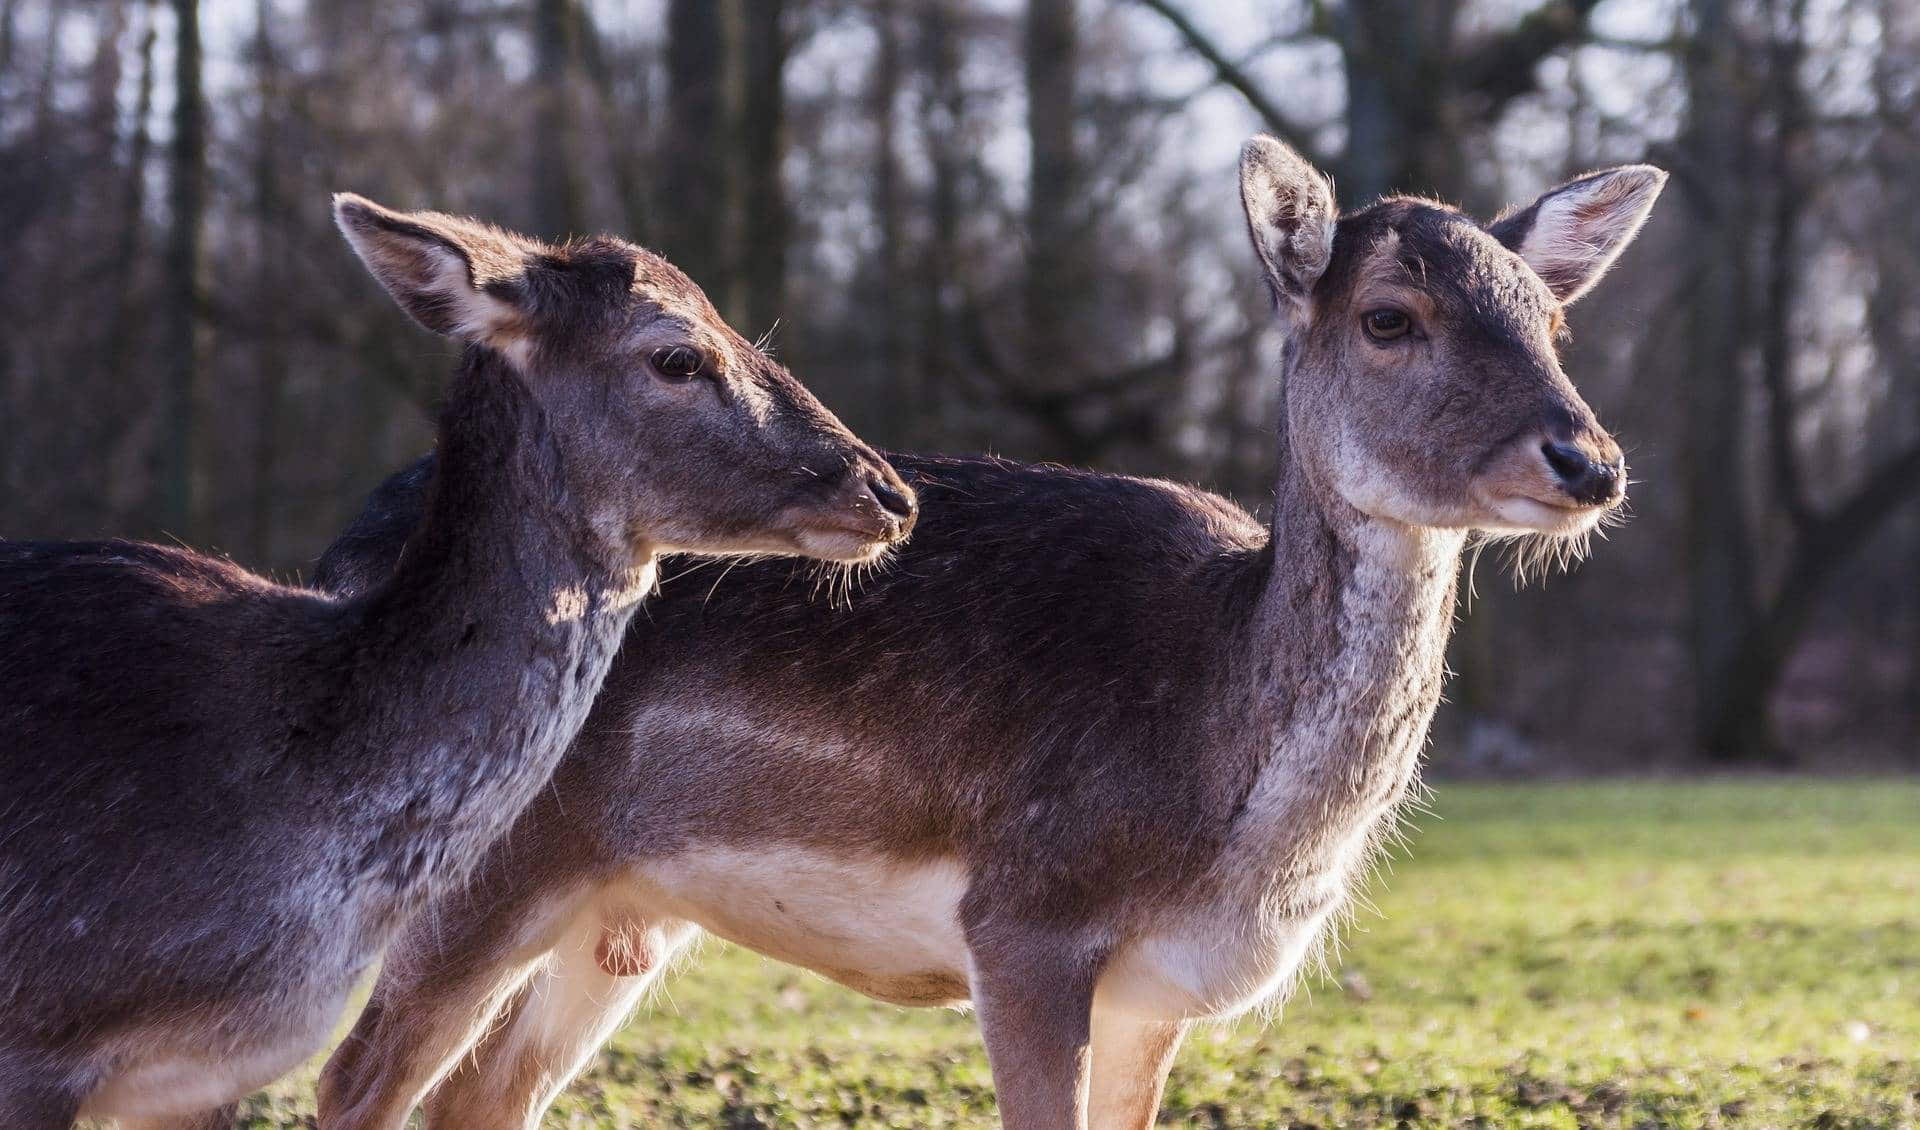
[0,198,911,1128]
[314,138,1665,1130]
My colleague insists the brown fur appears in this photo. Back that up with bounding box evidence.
[314,141,1665,1130]
[0,199,908,1127]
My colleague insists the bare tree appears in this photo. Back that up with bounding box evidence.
[1136,0,1606,202]
[659,0,730,300]
[0,0,1913,762]
[1025,0,1081,383]
[736,0,790,336]
[530,0,583,239]
[158,0,206,538]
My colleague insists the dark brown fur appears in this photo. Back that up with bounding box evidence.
[315,141,1665,1130]
[0,199,908,1127]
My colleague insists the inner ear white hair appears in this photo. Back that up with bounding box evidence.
[332,193,535,353]
[1490,166,1668,304]
[1239,136,1338,315]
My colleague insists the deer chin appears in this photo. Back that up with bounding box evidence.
[787,524,899,565]
[1476,491,1608,536]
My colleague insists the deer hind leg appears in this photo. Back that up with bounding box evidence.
[419,899,695,1130]
[1085,1008,1186,1130]
[316,874,597,1130]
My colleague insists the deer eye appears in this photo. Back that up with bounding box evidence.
[648,345,706,382]
[1363,309,1412,342]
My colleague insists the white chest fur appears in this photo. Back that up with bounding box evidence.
[1099,900,1338,1022]
[1097,791,1401,1022]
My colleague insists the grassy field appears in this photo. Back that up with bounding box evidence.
[244,781,1920,1128]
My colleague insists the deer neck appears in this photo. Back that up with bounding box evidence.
[1227,423,1464,900]
[340,347,650,893]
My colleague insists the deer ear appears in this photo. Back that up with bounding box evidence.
[1239,136,1336,315]
[332,193,535,348]
[1490,166,1667,304]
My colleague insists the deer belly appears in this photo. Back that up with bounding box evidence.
[79,989,349,1118]
[1097,905,1337,1021]
[634,846,973,1007]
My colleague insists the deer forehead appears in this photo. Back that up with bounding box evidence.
[628,274,748,365]
[1345,225,1561,351]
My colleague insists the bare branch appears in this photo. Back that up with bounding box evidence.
[1130,0,1330,167]
[1458,0,1605,113]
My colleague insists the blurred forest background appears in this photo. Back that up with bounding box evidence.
[1,0,1915,769]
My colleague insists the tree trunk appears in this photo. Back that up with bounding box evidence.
[158,0,206,539]
[28,1,66,143]
[915,0,964,447]
[1680,0,1761,760]
[869,0,910,436]
[736,0,788,337]
[1699,0,1808,760]
[70,0,133,530]
[1336,0,1461,201]
[104,0,155,382]
[659,0,729,299]
[0,0,19,79]
[531,0,582,239]
[85,0,130,157]
[100,0,155,526]
[574,2,649,244]
[1705,444,1920,760]
[1024,0,1080,392]
[247,0,288,566]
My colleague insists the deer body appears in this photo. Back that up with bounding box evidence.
[316,450,1462,1124]
[0,415,640,1120]
[586,470,1463,1026]
[0,200,909,1128]
[317,140,1666,1130]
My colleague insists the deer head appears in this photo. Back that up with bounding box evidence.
[333,194,916,565]
[1239,137,1664,558]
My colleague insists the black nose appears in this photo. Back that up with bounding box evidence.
[1542,442,1623,506]
[866,474,916,522]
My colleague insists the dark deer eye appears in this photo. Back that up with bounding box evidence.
[649,345,706,382]
[1363,309,1412,342]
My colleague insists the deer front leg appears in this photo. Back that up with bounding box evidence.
[967,928,1108,1130]
[1086,1008,1186,1130]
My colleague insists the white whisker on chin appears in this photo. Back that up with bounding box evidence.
[1468,495,1626,585]
[1468,525,1598,586]
[802,551,889,608]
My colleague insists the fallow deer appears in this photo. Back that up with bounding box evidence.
[0,196,912,1128]
[313,138,1665,1130]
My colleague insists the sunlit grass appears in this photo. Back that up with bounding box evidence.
[243,781,1920,1128]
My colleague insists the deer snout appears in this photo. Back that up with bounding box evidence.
[848,460,917,540]
[782,455,917,563]
[863,473,917,528]
[1540,439,1625,507]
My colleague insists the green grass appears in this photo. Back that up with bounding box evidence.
[246,781,1920,1128]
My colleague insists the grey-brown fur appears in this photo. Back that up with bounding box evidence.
[314,139,1665,1130]
[0,198,909,1127]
